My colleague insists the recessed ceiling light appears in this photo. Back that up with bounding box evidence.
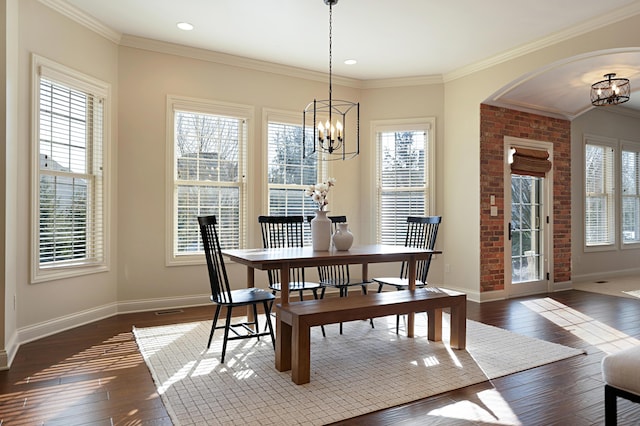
[344,59,357,65]
[177,22,194,31]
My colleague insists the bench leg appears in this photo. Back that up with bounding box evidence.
[275,314,292,372]
[449,300,466,350]
[291,318,311,385]
[426,308,442,342]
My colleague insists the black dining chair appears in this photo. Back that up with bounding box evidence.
[308,215,374,334]
[258,215,325,336]
[198,215,275,363]
[374,216,441,333]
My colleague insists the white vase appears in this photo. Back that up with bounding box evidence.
[311,210,331,251]
[332,222,354,251]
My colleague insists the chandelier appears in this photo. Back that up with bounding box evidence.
[590,73,630,106]
[303,0,359,161]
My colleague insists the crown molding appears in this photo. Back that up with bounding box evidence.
[39,0,121,44]
[361,75,443,89]
[42,0,640,89]
[444,1,640,83]
[119,34,363,89]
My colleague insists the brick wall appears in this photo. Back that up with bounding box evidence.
[480,104,571,293]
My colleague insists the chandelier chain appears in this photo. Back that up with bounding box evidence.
[328,3,333,110]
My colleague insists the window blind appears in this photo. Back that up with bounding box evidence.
[622,147,640,244]
[38,77,105,267]
[585,143,615,246]
[267,121,319,215]
[377,129,429,244]
[174,111,243,252]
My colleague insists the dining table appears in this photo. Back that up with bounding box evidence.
[222,244,441,371]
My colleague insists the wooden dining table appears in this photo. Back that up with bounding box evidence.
[222,244,441,371]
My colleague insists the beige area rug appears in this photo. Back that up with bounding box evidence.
[573,275,640,299]
[133,314,584,426]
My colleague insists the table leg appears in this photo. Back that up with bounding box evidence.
[407,256,417,337]
[246,266,255,326]
[361,262,369,282]
[275,264,290,371]
[449,297,467,349]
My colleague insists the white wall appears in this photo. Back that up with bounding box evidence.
[15,0,119,331]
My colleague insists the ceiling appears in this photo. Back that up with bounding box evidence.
[57,0,640,119]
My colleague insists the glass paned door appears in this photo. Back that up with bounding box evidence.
[511,175,543,284]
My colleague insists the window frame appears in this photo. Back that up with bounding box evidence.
[31,54,111,283]
[584,134,617,251]
[166,95,252,266]
[263,108,326,217]
[372,118,436,244]
[621,139,640,249]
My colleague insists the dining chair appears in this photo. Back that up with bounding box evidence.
[373,216,442,333]
[309,215,374,334]
[198,215,275,363]
[258,215,325,336]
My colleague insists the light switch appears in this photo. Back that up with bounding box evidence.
[490,206,498,216]
[490,195,495,205]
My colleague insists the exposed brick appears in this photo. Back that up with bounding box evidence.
[479,104,571,292]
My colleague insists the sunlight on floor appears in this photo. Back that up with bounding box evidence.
[428,388,521,425]
[521,297,640,354]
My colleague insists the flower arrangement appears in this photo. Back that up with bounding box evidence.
[305,177,336,211]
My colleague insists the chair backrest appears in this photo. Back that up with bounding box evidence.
[198,215,233,304]
[399,216,442,283]
[259,215,305,248]
[258,215,307,285]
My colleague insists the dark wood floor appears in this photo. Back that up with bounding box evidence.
[1,290,639,425]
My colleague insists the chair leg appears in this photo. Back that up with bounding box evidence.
[263,301,275,349]
[208,305,222,349]
[360,285,375,328]
[605,385,618,426]
[221,307,233,363]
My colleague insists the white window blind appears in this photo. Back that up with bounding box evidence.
[34,61,108,282]
[173,110,244,253]
[376,124,431,245]
[585,142,615,246]
[622,145,640,244]
[267,120,319,217]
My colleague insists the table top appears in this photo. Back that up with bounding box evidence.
[222,244,441,270]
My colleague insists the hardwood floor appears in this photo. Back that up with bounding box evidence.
[1,289,639,425]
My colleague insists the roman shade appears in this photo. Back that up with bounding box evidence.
[510,147,552,177]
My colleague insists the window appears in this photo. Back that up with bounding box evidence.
[585,137,616,247]
[168,96,250,264]
[266,110,321,217]
[622,142,640,245]
[374,119,434,244]
[32,55,110,282]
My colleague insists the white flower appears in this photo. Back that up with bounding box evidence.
[307,178,336,211]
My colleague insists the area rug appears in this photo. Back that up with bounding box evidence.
[133,314,584,426]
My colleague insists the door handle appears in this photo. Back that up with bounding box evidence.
[508,222,512,240]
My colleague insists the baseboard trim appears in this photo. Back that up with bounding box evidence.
[572,268,640,284]
[18,303,119,347]
[116,294,211,314]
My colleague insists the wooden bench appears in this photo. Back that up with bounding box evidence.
[277,287,467,384]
